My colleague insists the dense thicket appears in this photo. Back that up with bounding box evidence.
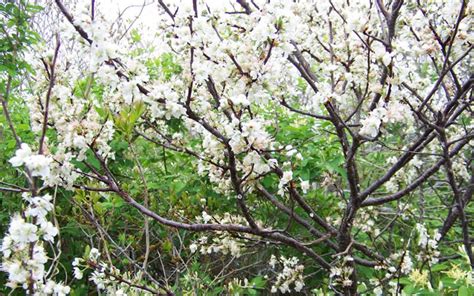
[1,0,473,295]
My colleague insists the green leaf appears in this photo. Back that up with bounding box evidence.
[430,263,448,272]
[130,29,141,42]
[173,181,186,194]
[458,286,469,296]
[84,245,91,258]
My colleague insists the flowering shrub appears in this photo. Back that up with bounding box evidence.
[1,0,473,294]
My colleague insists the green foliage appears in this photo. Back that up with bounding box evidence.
[145,52,183,80]
[0,1,40,78]
[113,100,145,139]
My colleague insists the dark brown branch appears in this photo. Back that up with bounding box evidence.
[54,0,92,44]
[0,77,22,148]
[439,172,474,239]
[362,135,472,206]
[39,36,60,155]
[438,127,473,267]
[236,0,252,14]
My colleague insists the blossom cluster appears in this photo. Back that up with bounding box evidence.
[9,143,52,180]
[72,248,157,295]
[415,223,441,265]
[330,256,356,289]
[359,101,413,138]
[189,212,265,257]
[268,255,305,294]
[1,191,67,294]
